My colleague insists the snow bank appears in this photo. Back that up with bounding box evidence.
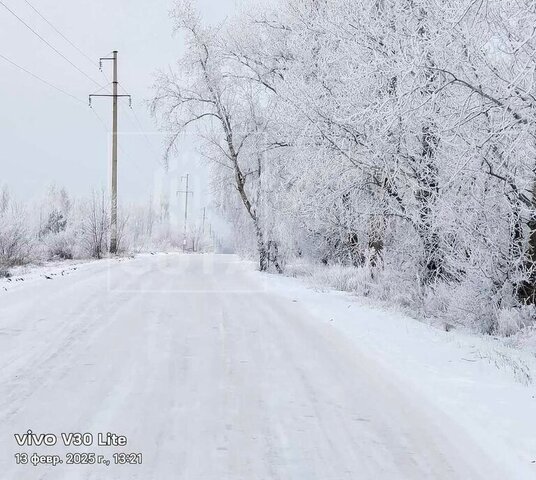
[261,272,536,479]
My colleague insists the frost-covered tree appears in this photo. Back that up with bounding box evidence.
[152,0,284,271]
[154,0,536,333]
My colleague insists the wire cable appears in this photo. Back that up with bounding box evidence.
[0,51,85,105]
[0,0,104,88]
[91,106,159,177]
[119,103,166,169]
[23,0,100,69]
[118,82,165,167]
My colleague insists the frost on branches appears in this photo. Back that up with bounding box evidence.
[152,0,536,335]
[0,185,188,273]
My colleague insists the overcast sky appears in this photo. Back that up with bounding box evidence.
[0,0,236,220]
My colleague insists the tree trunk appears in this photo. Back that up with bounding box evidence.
[414,124,442,283]
[368,214,384,268]
[518,176,536,304]
[254,224,268,272]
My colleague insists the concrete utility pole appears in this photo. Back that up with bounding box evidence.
[89,51,131,254]
[177,174,193,251]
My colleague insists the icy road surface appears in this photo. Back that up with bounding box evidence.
[0,254,520,479]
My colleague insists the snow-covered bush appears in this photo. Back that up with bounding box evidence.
[78,191,110,259]
[0,204,32,268]
[41,230,75,260]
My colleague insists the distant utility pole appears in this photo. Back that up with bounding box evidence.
[89,51,131,254]
[202,207,206,235]
[177,174,193,251]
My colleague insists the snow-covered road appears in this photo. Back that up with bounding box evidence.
[0,254,523,479]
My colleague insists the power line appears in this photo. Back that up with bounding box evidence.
[91,99,158,195]
[0,51,85,105]
[90,106,109,131]
[0,0,104,88]
[118,103,167,172]
[0,50,117,140]
[92,82,113,95]
[23,0,99,69]
[21,0,112,91]
[126,108,163,166]
[88,80,165,184]
[0,51,118,136]
[118,82,165,168]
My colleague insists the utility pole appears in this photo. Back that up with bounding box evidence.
[89,51,131,254]
[202,207,206,235]
[177,174,193,251]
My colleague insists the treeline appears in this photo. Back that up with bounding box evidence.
[0,185,163,275]
[153,0,536,334]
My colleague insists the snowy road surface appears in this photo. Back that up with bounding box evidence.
[0,254,521,479]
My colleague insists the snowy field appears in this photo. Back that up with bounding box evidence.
[0,253,535,479]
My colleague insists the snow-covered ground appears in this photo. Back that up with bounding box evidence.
[0,253,534,479]
[0,257,128,293]
[263,272,536,478]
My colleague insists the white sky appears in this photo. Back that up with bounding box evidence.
[0,0,235,215]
